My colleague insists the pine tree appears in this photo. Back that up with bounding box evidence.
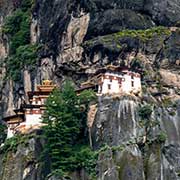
[42,81,96,176]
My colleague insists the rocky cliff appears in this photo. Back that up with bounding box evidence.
[0,0,180,179]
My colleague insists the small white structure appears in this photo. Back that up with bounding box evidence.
[79,66,141,95]
[23,107,44,126]
[98,68,141,95]
[7,129,14,139]
[3,114,24,139]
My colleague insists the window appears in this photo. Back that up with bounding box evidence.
[132,81,134,87]
[108,84,111,90]
[41,99,44,104]
[98,85,102,93]
[41,99,47,104]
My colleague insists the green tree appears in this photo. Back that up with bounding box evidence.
[42,81,96,177]
[138,105,152,120]
[6,44,39,81]
[2,10,24,36]
[3,10,31,54]
[2,0,37,81]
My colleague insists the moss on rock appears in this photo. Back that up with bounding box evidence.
[84,26,171,50]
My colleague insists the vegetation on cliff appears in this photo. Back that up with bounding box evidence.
[138,104,167,179]
[42,81,97,178]
[0,133,35,154]
[138,104,167,144]
[83,26,171,50]
[2,0,39,81]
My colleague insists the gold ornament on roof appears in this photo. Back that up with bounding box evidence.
[37,79,56,92]
[42,79,52,86]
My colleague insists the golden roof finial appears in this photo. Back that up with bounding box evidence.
[42,79,52,86]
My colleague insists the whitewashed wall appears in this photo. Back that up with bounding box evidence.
[121,74,132,93]
[7,127,14,139]
[99,72,141,95]
[25,114,42,125]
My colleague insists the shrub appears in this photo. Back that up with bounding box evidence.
[15,44,40,68]
[1,136,20,153]
[162,97,173,108]
[0,133,35,154]
[130,57,143,70]
[138,105,152,120]
[78,90,97,105]
[156,131,167,143]
[20,0,34,12]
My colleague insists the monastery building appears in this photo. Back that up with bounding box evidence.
[3,80,56,138]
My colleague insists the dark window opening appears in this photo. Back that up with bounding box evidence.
[99,85,102,93]
[108,84,111,90]
[132,81,134,87]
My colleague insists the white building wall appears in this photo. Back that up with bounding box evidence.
[7,127,14,139]
[99,71,141,95]
[132,76,141,93]
[121,74,132,93]
[25,114,42,125]
[101,72,125,94]
[101,78,120,94]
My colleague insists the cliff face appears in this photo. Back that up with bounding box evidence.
[0,0,180,117]
[0,133,45,180]
[0,0,180,179]
[92,96,180,180]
